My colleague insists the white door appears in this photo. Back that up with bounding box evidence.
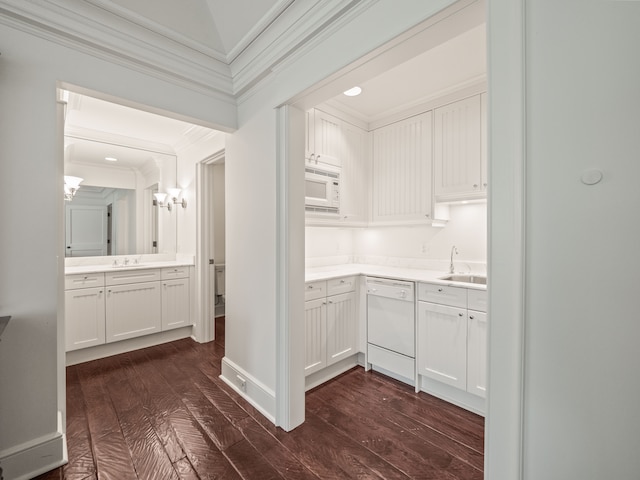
[304,298,327,376]
[65,287,105,351]
[161,278,190,330]
[65,204,108,257]
[326,291,357,366]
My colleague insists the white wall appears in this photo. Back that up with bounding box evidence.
[520,2,640,478]
[305,203,487,271]
[0,23,235,479]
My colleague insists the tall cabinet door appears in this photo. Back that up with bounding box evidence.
[326,291,357,366]
[417,301,467,389]
[161,278,190,330]
[340,122,369,224]
[304,298,327,376]
[434,95,482,199]
[106,281,161,342]
[467,310,487,398]
[372,112,433,223]
[65,287,105,351]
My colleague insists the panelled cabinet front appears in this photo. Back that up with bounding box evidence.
[417,302,468,389]
[326,291,357,365]
[304,297,327,375]
[106,281,161,343]
[372,112,433,224]
[65,286,106,351]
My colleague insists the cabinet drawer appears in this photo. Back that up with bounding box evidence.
[468,289,488,312]
[161,266,190,280]
[327,276,356,296]
[418,282,467,308]
[106,268,161,286]
[305,280,327,301]
[65,272,105,290]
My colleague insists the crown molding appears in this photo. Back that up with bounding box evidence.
[0,0,235,100]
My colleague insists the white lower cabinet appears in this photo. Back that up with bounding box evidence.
[417,302,467,389]
[417,282,488,402]
[304,277,357,379]
[65,279,106,351]
[65,266,193,352]
[106,281,161,342]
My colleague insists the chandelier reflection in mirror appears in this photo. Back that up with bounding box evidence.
[64,175,84,201]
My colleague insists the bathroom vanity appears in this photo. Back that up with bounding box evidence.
[64,261,194,365]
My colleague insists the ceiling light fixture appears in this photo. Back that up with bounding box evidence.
[104,156,118,162]
[343,86,362,97]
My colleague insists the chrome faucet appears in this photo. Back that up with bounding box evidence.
[449,246,458,274]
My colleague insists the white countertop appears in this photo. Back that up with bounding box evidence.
[65,260,194,275]
[305,263,487,290]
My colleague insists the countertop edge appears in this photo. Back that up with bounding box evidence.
[65,261,194,275]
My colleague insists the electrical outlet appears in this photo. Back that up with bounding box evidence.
[236,375,246,391]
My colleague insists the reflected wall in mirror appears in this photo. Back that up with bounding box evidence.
[64,137,177,257]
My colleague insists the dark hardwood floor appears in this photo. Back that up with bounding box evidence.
[36,318,484,480]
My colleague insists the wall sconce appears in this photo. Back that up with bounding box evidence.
[154,192,172,211]
[64,175,83,201]
[167,188,187,209]
[154,188,187,211]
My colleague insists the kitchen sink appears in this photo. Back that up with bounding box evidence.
[439,274,487,285]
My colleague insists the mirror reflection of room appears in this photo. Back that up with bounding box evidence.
[62,90,179,257]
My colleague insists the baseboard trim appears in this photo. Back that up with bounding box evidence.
[418,375,486,416]
[305,355,359,391]
[0,412,67,480]
[66,326,193,365]
[220,357,276,424]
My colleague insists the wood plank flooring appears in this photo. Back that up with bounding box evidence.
[36,318,484,480]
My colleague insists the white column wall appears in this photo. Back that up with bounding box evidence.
[522,1,640,479]
[0,24,236,477]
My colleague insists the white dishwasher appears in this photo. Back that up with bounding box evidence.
[366,277,415,385]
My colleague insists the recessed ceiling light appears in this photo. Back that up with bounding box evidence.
[105,157,118,162]
[343,86,362,97]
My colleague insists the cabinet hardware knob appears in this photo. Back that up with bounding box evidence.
[483,183,487,187]
[83,276,88,280]
[470,315,475,320]
[329,300,333,304]
[99,290,103,294]
[425,214,430,218]
[340,280,345,284]
[438,288,443,292]
[473,184,479,188]
[459,313,464,317]
[308,285,313,289]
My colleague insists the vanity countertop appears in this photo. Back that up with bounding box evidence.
[65,260,194,275]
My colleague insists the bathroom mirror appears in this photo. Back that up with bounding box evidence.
[64,137,177,257]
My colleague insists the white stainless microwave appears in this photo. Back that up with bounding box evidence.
[305,165,340,214]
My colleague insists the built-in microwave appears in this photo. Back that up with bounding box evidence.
[305,165,340,214]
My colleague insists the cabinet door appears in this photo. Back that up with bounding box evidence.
[467,310,487,398]
[417,301,467,389]
[326,291,357,366]
[65,287,105,351]
[106,281,161,342]
[161,278,191,331]
[434,95,482,199]
[312,110,341,167]
[340,121,369,224]
[304,298,327,376]
[372,112,433,223]
[480,92,488,192]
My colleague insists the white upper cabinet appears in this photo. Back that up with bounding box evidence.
[305,109,341,168]
[434,94,486,201]
[371,112,435,224]
[340,121,369,224]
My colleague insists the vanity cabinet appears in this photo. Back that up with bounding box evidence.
[161,267,190,331]
[433,94,487,201]
[304,277,357,377]
[105,269,162,343]
[417,283,488,399]
[65,265,193,352]
[65,273,106,351]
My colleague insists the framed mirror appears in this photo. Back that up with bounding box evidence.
[64,136,177,257]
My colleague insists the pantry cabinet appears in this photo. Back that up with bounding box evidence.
[304,277,357,377]
[433,94,486,201]
[305,109,341,168]
[417,282,488,399]
[371,112,435,224]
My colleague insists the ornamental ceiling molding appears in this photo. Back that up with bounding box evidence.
[0,0,367,102]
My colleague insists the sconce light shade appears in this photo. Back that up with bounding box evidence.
[63,175,83,201]
[153,192,172,211]
[167,188,181,199]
